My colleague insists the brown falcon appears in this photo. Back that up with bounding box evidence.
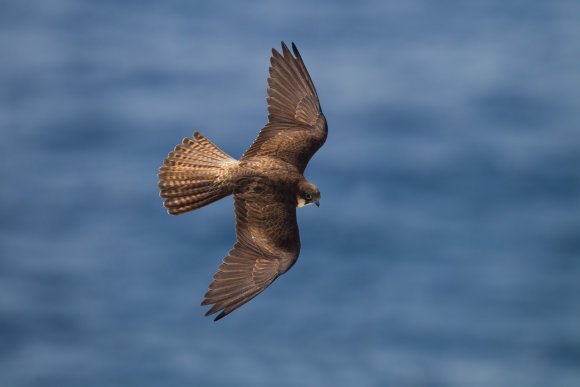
[158,42,327,321]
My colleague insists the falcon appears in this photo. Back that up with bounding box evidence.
[158,42,327,321]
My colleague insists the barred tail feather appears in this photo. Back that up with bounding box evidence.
[158,131,238,215]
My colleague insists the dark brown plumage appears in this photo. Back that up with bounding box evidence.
[158,42,327,321]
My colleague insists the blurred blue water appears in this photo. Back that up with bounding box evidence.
[1,1,579,386]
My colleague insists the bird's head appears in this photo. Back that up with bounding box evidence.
[296,181,320,208]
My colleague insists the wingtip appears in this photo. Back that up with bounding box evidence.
[291,42,299,56]
[201,305,226,321]
[280,41,292,57]
[203,304,217,317]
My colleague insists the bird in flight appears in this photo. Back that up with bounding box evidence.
[158,42,327,321]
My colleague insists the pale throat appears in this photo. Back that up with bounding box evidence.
[296,196,311,208]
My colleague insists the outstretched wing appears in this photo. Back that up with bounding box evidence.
[242,42,327,173]
[201,177,300,321]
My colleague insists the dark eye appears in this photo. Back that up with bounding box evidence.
[305,193,312,200]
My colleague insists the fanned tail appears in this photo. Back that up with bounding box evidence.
[158,131,238,215]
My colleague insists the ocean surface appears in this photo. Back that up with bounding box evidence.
[1,1,579,386]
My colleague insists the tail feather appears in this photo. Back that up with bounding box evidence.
[158,179,214,190]
[159,185,215,198]
[158,131,238,215]
[159,171,216,181]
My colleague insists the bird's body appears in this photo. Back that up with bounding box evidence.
[158,42,326,320]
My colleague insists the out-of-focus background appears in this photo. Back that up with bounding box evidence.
[1,1,579,386]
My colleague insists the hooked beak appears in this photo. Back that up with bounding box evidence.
[314,198,320,207]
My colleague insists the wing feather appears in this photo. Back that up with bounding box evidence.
[201,177,300,321]
[242,42,327,173]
